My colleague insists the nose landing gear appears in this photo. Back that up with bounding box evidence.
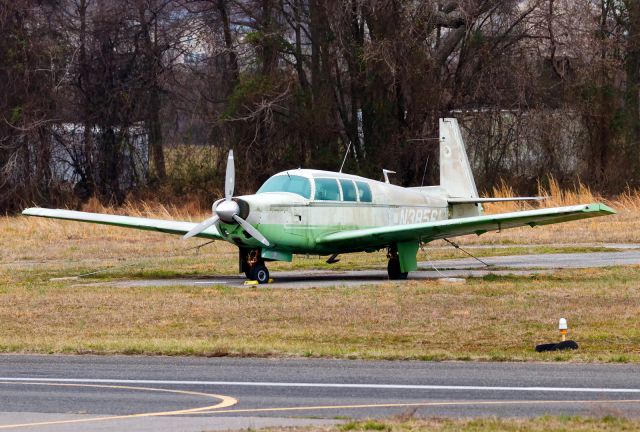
[240,248,270,284]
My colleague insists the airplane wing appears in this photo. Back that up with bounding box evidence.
[316,203,615,249]
[21,208,222,240]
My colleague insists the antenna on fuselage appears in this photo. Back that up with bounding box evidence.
[382,169,396,184]
[421,155,429,186]
[339,141,352,173]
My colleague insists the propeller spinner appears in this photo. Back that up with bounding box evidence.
[182,150,270,246]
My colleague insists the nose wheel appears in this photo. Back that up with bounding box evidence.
[241,248,270,284]
[250,263,270,284]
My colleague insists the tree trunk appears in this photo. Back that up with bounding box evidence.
[626,0,640,181]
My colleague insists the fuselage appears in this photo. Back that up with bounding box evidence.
[216,169,449,254]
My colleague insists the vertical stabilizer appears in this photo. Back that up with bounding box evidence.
[440,118,480,217]
[440,118,478,198]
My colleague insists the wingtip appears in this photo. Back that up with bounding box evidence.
[587,203,616,214]
[22,207,41,216]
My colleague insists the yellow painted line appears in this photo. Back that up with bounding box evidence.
[0,381,237,429]
[191,398,640,415]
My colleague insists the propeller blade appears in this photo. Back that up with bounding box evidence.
[182,215,220,240]
[225,150,235,201]
[232,214,270,247]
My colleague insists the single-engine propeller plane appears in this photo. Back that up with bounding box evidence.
[23,118,615,283]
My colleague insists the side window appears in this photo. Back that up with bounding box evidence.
[288,176,312,199]
[314,178,341,201]
[340,179,357,202]
[355,181,372,202]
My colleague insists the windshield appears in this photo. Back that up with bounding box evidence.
[257,174,311,199]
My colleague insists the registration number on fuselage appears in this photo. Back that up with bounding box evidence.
[392,207,448,225]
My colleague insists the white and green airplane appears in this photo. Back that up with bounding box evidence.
[23,118,615,283]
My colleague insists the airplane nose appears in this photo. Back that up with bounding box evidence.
[215,199,240,223]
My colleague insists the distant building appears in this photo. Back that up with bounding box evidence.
[50,123,149,196]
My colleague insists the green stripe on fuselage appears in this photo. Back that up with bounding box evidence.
[219,222,378,255]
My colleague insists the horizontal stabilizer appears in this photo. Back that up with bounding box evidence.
[448,196,548,204]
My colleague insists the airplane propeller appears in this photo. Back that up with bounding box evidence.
[182,150,270,246]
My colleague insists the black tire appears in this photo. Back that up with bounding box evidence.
[387,258,408,280]
[250,264,270,284]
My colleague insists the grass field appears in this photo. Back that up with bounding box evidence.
[2,184,640,360]
[2,250,639,361]
[261,416,640,432]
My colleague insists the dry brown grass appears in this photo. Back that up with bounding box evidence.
[261,416,640,432]
[485,177,600,213]
[6,196,215,267]
[1,262,639,361]
[452,179,639,245]
[81,196,204,219]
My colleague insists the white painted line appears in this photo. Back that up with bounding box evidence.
[1,378,640,393]
[194,281,227,284]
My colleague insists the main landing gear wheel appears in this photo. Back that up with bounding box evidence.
[387,258,408,280]
[387,246,408,280]
[250,263,270,284]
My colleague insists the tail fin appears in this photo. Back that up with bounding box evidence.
[440,118,478,199]
[439,118,481,217]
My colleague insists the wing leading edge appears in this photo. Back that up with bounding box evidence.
[316,203,615,249]
[21,208,222,240]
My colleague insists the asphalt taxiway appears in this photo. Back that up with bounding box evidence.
[83,249,640,289]
[2,356,640,431]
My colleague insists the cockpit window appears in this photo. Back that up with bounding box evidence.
[314,178,340,201]
[257,174,311,199]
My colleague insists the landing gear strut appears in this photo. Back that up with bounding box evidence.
[387,245,408,280]
[240,248,270,284]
